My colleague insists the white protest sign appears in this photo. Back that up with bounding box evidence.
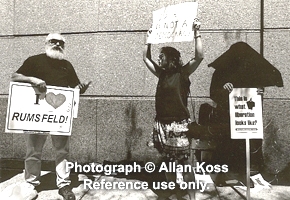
[229,88,263,139]
[5,82,79,135]
[147,2,198,44]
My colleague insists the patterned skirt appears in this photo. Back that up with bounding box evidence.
[153,119,191,161]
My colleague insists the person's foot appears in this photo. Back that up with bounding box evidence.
[58,185,75,200]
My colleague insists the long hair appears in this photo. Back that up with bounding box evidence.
[160,46,183,70]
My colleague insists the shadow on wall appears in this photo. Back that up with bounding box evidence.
[224,31,242,47]
[125,104,143,161]
[263,119,290,177]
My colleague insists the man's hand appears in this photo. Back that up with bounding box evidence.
[30,77,47,93]
[76,81,92,94]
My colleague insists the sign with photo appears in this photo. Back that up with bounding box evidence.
[147,2,198,44]
[5,82,79,135]
[229,88,263,139]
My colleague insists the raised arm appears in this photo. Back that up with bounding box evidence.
[143,30,162,77]
[183,19,204,76]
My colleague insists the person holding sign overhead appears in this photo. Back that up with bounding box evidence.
[143,19,203,200]
[11,33,91,200]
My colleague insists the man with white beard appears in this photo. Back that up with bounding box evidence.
[11,33,91,200]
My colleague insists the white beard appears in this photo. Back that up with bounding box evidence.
[45,46,65,60]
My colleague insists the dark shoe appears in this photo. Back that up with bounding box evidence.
[58,185,75,200]
[214,174,227,187]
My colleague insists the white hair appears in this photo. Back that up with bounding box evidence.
[45,33,66,43]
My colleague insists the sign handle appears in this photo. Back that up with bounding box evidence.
[246,138,250,199]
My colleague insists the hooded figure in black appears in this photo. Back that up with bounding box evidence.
[208,42,283,186]
[209,42,283,118]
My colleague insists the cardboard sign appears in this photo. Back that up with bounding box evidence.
[229,88,263,139]
[147,2,198,44]
[5,82,79,135]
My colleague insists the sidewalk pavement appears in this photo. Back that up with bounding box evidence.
[1,160,290,200]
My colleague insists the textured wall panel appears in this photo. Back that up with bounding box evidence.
[96,99,132,163]
[263,99,290,174]
[99,0,176,31]
[264,0,290,28]
[12,0,263,34]
[0,0,14,35]
[12,134,27,159]
[70,99,98,163]
[98,0,261,31]
[263,31,290,98]
[14,0,99,34]
[129,99,163,163]
[96,98,163,163]
[0,38,21,95]
[199,0,260,30]
[0,97,13,158]
[0,133,13,158]
[64,33,156,96]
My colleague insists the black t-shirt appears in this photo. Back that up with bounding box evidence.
[155,69,190,123]
[16,53,80,88]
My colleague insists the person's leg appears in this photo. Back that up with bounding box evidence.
[25,134,48,186]
[182,159,196,200]
[157,160,176,200]
[51,135,71,188]
[51,135,75,200]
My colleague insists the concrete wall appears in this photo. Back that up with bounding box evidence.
[0,0,290,174]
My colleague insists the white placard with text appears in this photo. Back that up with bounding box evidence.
[5,82,79,135]
[147,2,198,44]
[229,88,263,139]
